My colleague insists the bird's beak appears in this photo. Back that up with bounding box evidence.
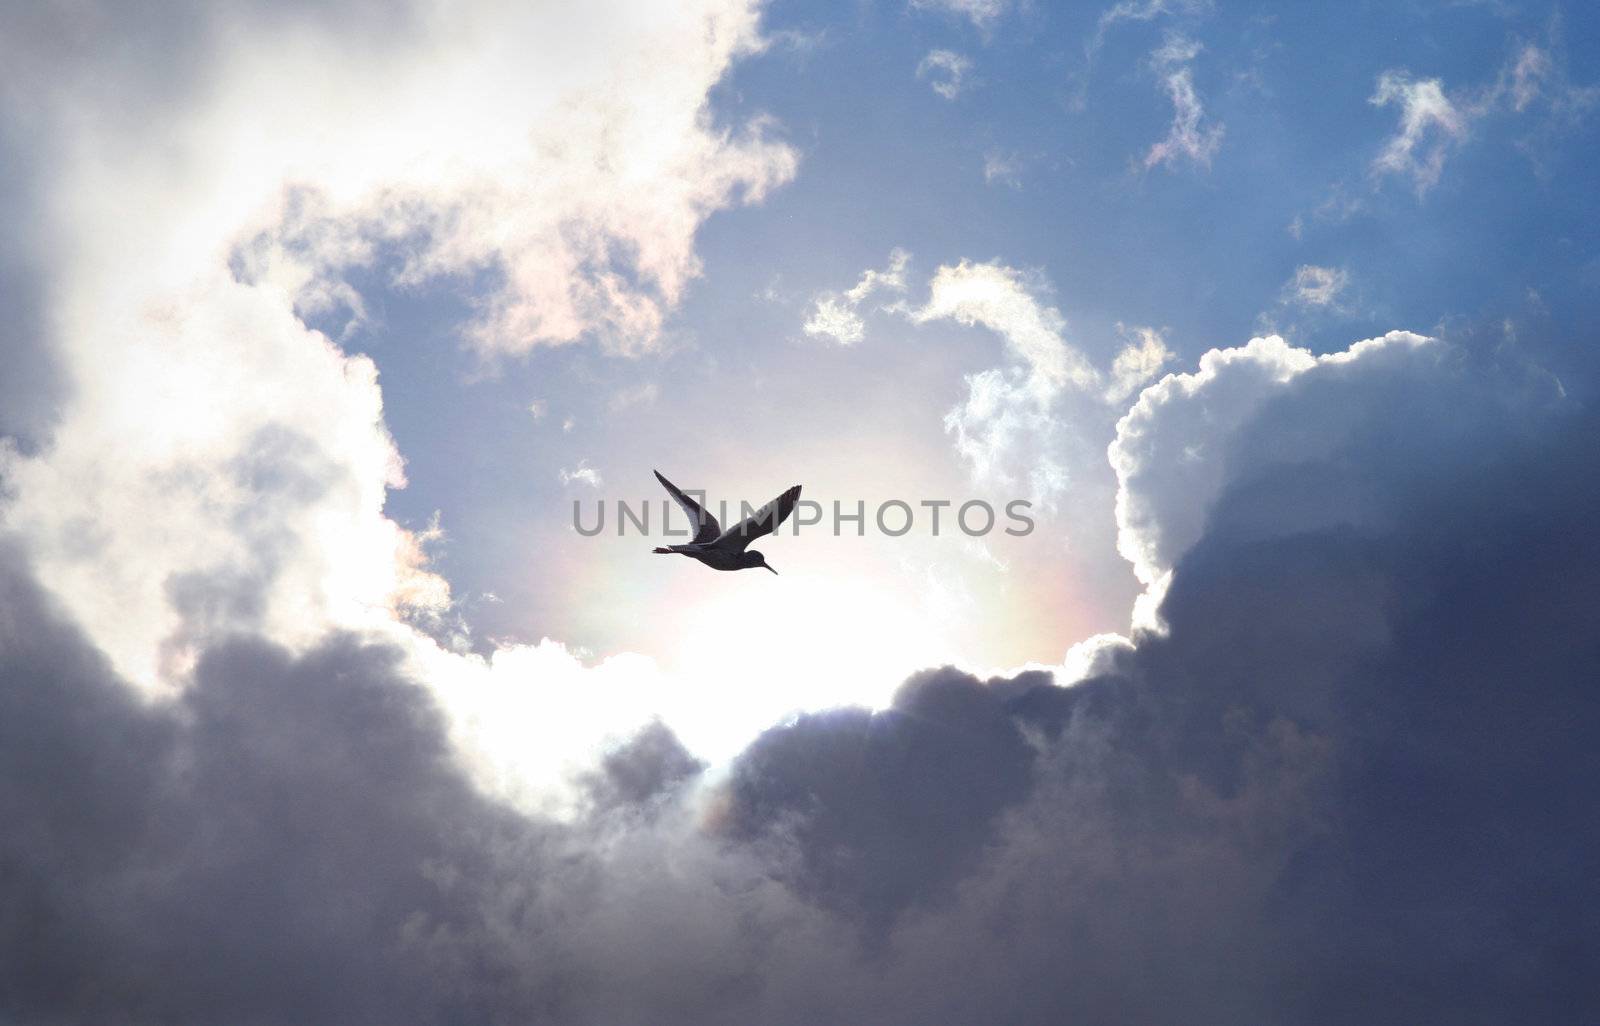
[766,564,779,575]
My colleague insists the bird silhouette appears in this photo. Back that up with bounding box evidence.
[651,470,800,574]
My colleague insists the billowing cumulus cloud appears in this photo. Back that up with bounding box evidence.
[2,1,1596,1020]
[1110,330,1431,603]
[2,322,1595,1022]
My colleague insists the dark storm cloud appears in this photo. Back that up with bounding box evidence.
[720,667,1051,929]
[2,332,1599,1023]
[0,546,517,1023]
[0,120,62,449]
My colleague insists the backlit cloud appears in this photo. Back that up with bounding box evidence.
[0,0,797,696]
[803,249,911,345]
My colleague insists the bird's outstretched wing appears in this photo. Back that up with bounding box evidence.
[654,470,721,544]
[718,484,801,551]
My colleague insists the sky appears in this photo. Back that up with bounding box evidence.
[1,0,1598,1022]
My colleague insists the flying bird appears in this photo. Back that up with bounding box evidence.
[651,470,801,574]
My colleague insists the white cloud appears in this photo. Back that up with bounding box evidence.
[916,261,1099,394]
[560,461,605,488]
[1489,40,1597,117]
[0,0,799,806]
[912,261,1101,504]
[1104,324,1173,404]
[1109,331,1433,604]
[1142,34,1224,170]
[917,49,974,100]
[529,399,549,420]
[803,298,867,345]
[1367,39,1595,195]
[909,0,1008,32]
[846,248,912,302]
[1370,71,1470,193]
[1073,0,1213,110]
[803,248,910,345]
[1087,0,1212,61]
[1288,264,1350,307]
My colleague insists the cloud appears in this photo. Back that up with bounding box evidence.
[1287,264,1350,307]
[1368,38,1594,194]
[1109,330,1433,598]
[1142,34,1224,170]
[912,261,1102,504]
[1104,324,1173,403]
[909,0,1008,33]
[560,461,604,488]
[915,261,1099,394]
[1370,71,1470,193]
[1084,0,1213,64]
[917,49,973,100]
[1,321,1594,1021]
[1073,0,1213,111]
[982,150,1024,188]
[803,297,867,344]
[803,248,910,345]
[1490,38,1598,118]
[0,0,796,694]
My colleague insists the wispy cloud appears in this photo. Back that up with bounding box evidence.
[608,383,660,412]
[1370,34,1596,195]
[1142,34,1223,171]
[917,49,974,100]
[1104,324,1173,404]
[1369,72,1470,194]
[909,0,1008,33]
[804,249,911,345]
[911,261,1101,505]
[914,261,1099,395]
[1073,0,1213,109]
[1287,264,1350,308]
[982,151,1024,188]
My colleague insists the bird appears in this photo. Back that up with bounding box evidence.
[651,469,801,574]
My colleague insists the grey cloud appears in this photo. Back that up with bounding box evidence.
[1,326,1598,1023]
[720,667,1049,931]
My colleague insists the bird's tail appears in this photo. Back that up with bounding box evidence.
[652,546,674,554]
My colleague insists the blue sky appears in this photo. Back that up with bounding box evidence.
[351,0,1600,674]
